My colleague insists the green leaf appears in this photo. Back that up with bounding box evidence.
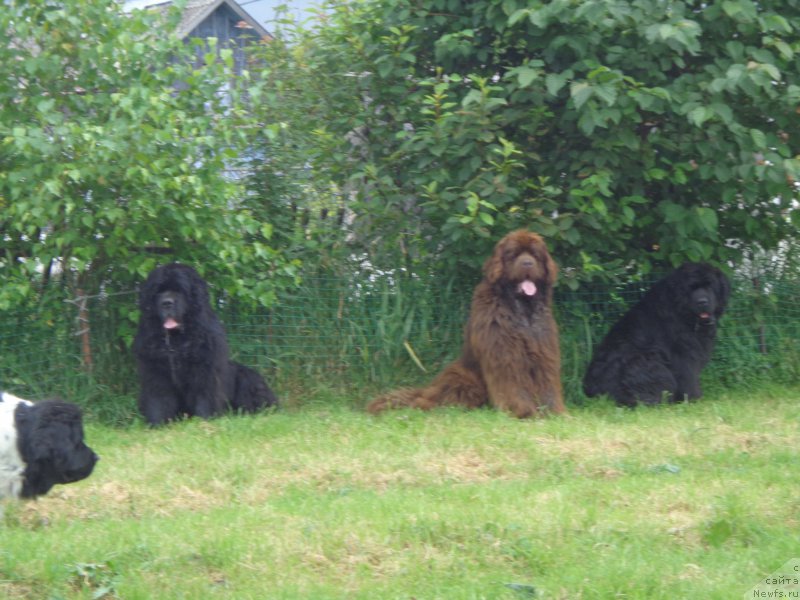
[711,103,733,124]
[622,205,635,224]
[659,24,675,40]
[466,193,479,213]
[688,106,710,127]
[661,202,686,223]
[508,9,531,26]
[43,179,61,195]
[714,163,732,182]
[545,72,570,96]
[646,168,669,181]
[721,0,749,19]
[750,128,767,149]
[696,207,719,233]
[774,40,793,60]
[591,197,608,217]
[36,98,55,113]
[593,83,617,106]
[725,64,746,86]
[570,82,593,110]
[577,109,596,135]
[516,66,539,88]
[762,14,792,33]
[500,0,516,17]
[219,48,234,68]
[376,59,393,78]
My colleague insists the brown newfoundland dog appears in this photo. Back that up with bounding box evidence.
[367,230,565,418]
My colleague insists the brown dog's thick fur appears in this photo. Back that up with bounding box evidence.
[367,230,565,418]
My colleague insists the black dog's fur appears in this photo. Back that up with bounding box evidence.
[132,263,278,425]
[0,393,98,499]
[583,262,731,406]
[17,400,98,498]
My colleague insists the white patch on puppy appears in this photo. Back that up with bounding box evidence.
[0,392,30,498]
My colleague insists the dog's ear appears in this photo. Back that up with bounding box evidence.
[27,402,82,460]
[184,267,212,314]
[139,269,162,313]
[538,241,558,287]
[16,403,56,464]
[482,244,505,285]
[713,268,731,313]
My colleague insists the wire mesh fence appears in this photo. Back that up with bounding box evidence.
[0,271,797,415]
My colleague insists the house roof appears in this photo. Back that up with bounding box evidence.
[132,0,272,40]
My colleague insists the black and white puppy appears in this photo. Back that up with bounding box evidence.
[0,392,98,499]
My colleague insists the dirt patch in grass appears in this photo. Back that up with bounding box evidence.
[0,581,40,600]
[416,448,515,483]
[13,479,230,525]
[240,448,523,503]
[16,456,437,524]
[532,433,634,460]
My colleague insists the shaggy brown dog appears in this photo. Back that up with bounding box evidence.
[367,230,565,418]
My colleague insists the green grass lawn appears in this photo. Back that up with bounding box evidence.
[1,386,798,599]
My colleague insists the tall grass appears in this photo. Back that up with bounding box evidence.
[227,274,470,392]
[0,272,797,423]
[232,272,799,408]
[2,387,798,598]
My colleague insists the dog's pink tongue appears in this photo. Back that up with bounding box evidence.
[163,318,179,330]
[519,280,537,296]
[699,312,710,319]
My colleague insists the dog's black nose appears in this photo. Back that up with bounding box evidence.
[161,299,174,310]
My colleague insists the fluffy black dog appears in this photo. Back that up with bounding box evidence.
[583,262,731,406]
[0,392,98,499]
[132,263,278,425]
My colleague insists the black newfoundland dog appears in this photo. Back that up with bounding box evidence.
[583,262,731,407]
[132,263,278,426]
[0,391,98,499]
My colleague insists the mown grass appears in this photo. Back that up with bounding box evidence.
[1,386,798,599]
